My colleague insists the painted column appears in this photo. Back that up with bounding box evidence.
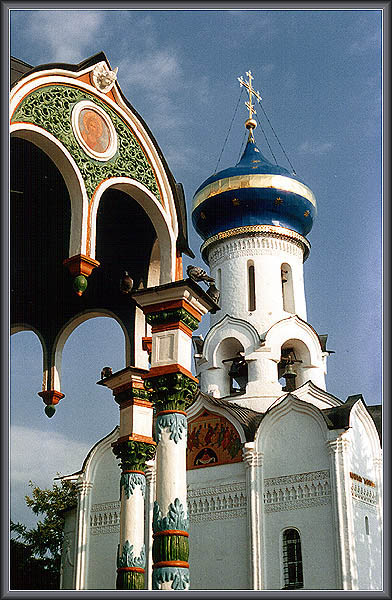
[145,461,156,590]
[98,366,156,590]
[73,477,93,590]
[243,444,264,590]
[327,436,357,590]
[133,279,218,591]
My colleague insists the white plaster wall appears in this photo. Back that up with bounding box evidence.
[86,448,120,590]
[207,235,306,333]
[260,407,337,589]
[349,411,382,590]
[187,462,250,589]
[263,504,338,590]
[61,508,77,589]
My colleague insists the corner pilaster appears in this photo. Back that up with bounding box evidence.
[327,436,357,590]
[243,444,264,590]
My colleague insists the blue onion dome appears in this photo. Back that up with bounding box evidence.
[192,137,317,241]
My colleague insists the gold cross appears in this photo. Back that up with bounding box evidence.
[238,70,262,121]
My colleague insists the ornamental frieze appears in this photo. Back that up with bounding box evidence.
[11,85,161,202]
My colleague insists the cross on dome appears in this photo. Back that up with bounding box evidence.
[238,70,262,140]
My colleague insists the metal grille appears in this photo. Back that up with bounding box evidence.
[282,529,304,589]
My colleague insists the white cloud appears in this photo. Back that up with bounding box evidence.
[10,425,91,527]
[298,140,333,155]
[349,30,381,55]
[119,49,181,92]
[28,10,105,63]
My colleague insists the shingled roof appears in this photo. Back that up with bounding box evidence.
[196,391,382,445]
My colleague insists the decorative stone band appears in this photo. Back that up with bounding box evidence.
[152,566,190,590]
[120,471,146,499]
[153,530,189,538]
[144,364,198,413]
[112,438,156,471]
[117,542,146,590]
[153,561,189,569]
[146,307,200,333]
[201,224,311,263]
[188,482,247,523]
[155,412,188,444]
[153,498,189,533]
[112,382,151,405]
[264,469,331,513]
[142,299,204,323]
[152,499,190,586]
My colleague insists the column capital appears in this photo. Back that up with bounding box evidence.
[326,436,351,455]
[112,438,156,471]
[144,366,198,413]
[75,478,93,496]
[242,444,264,467]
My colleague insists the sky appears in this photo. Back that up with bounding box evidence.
[8,7,382,528]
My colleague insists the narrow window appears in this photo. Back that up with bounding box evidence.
[365,516,369,535]
[216,268,222,292]
[281,263,295,314]
[282,529,304,589]
[248,262,256,311]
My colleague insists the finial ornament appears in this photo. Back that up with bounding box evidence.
[237,70,262,141]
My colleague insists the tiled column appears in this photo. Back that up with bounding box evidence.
[133,279,218,591]
[98,366,156,589]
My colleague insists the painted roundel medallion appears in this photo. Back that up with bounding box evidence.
[72,100,117,161]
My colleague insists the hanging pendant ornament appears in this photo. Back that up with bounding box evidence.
[73,274,88,296]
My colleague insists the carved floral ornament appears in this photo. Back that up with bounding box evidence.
[90,62,118,93]
[11,84,161,202]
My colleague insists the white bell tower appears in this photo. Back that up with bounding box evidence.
[191,72,329,412]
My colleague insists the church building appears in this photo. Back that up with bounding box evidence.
[10,55,382,591]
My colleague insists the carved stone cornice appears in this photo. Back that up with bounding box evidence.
[202,224,310,264]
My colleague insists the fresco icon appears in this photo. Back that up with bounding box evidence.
[187,410,242,470]
[79,108,110,154]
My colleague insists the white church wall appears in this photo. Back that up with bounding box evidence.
[258,399,338,589]
[86,446,120,590]
[187,461,249,589]
[263,504,337,590]
[61,508,77,589]
[348,406,382,590]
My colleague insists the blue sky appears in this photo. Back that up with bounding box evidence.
[9,8,382,527]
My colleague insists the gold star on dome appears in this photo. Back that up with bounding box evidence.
[274,197,283,205]
[232,198,240,206]
[304,210,310,217]
[200,211,206,219]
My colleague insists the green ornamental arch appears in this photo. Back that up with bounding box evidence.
[11,84,161,203]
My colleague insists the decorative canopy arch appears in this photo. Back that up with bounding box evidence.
[202,314,262,367]
[90,177,177,283]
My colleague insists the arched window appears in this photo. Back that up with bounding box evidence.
[365,516,370,535]
[216,267,222,292]
[281,263,295,314]
[282,528,304,589]
[248,261,256,312]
